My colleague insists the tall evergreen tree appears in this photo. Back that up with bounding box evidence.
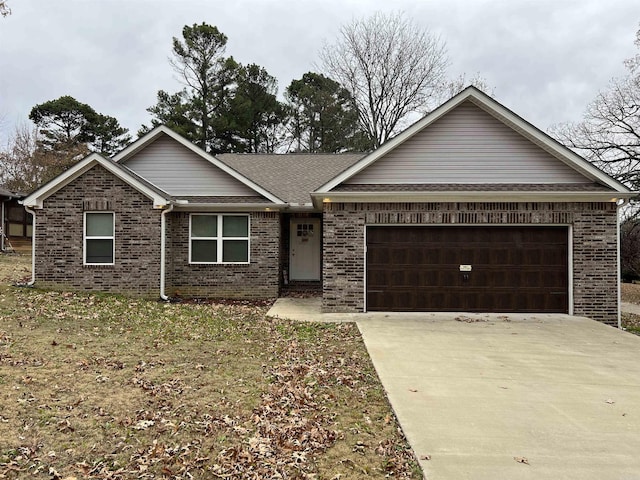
[227,64,286,153]
[140,89,198,141]
[29,95,97,151]
[285,72,370,152]
[145,23,238,152]
[145,23,294,153]
[29,95,130,156]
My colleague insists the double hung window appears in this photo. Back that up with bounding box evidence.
[190,214,249,264]
[84,212,114,264]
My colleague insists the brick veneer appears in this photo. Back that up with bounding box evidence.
[322,202,619,325]
[167,211,280,298]
[35,165,162,296]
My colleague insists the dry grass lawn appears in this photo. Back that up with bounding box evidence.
[0,251,420,479]
[621,283,640,335]
[621,282,640,305]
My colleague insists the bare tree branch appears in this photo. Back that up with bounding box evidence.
[320,12,448,148]
[0,0,10,17]
[549,30,640,191]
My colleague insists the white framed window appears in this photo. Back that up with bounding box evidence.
[189,214,250,264]
[84,212,115,265]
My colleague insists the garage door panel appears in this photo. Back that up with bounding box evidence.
[369,267,461,288]
[366,226,568,313]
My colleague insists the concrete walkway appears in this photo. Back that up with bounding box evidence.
[267,299,640,479]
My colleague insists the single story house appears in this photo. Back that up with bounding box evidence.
[22,87,634,326]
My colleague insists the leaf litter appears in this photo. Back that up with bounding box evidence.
[0,253,421,479]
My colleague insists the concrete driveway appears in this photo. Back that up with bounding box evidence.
[357,313,640,480]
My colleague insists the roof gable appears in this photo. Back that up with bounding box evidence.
[114,126,285,204]
[346,101,590,185]
[22,153,171,209]
[318,87,632,194]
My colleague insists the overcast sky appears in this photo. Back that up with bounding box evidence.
[0,0,638,146]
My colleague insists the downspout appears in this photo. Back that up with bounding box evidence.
[617,198,629,329]
[160,204,174,301]
[24,206,36,286]
[1,200,5,251]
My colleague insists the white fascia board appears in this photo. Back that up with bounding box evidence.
[311,190,632,208]
[113,125,285,205]
[172,202,286,212]
[22,153,170,209]
[317,87,632,194]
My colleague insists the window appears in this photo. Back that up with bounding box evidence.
[190,214,249,264]
[84,212,114,264]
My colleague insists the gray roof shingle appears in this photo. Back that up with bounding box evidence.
[217,153,366,205]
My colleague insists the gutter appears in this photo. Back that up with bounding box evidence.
[311,190,633,204]
[24,206,36,286]
[171,202,286,212]
[160,204,174,301]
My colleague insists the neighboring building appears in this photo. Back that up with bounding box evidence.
[1,187,30,251]
[22,87,634,326]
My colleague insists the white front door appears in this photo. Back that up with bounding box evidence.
[290,218,321,280]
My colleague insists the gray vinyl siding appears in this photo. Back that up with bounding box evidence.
[124,134,258,196]
[347,101,590,184]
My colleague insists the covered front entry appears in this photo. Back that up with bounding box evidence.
[366,226,569,312]
[289,218,321,281]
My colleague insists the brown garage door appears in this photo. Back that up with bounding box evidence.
[366,226,568,312]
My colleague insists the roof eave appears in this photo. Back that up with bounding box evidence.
[171,202,287,212]
[311,190,634,208]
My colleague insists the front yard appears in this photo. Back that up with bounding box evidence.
[0,252,420,479]
[621,283,640,335]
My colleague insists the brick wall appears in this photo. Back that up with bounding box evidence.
[572,209,618,324]
[322,201,619,326]
[167,211,280,299]
[36,165,162,297]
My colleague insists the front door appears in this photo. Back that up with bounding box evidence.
[290,218,321,280]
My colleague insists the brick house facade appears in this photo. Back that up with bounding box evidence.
[34,166,163,296]
[23,87,634,326]
[322,201,619,325]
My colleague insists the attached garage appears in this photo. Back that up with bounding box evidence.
[366,226,569,313]
[315,87,634,326]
